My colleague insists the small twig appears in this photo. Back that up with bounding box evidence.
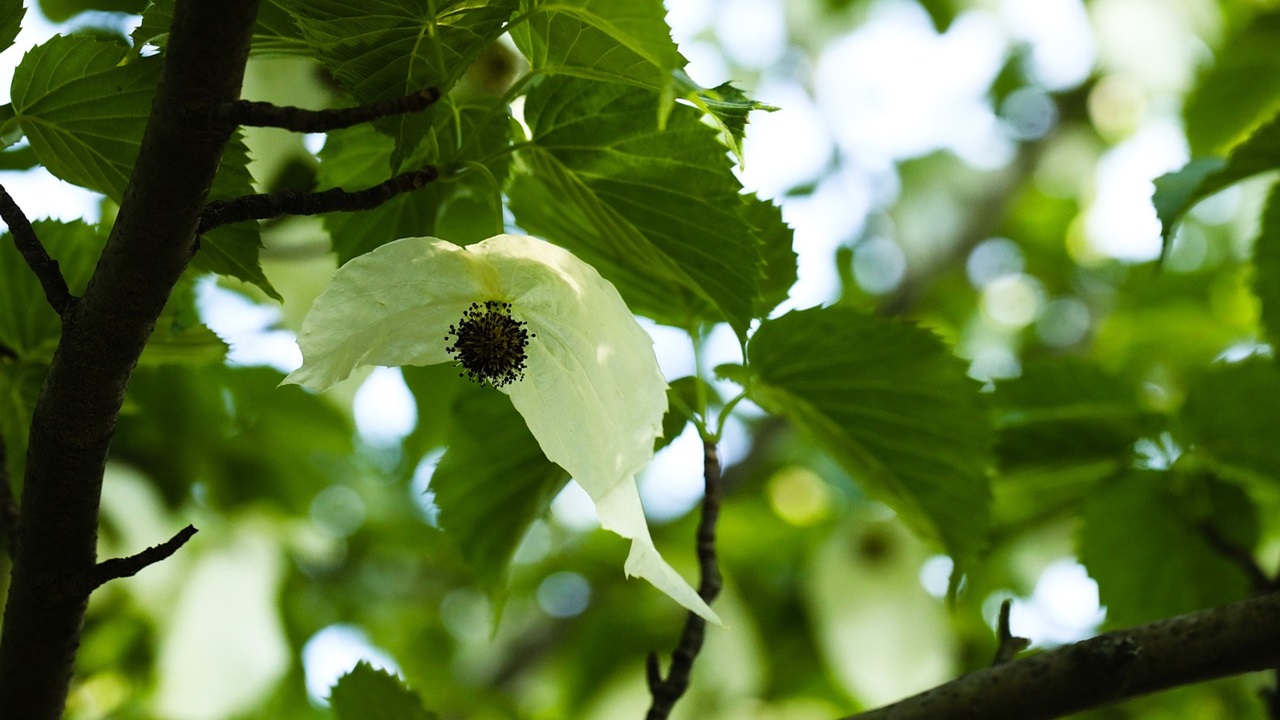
[645,438,723,720]
[0,436,17,558]
[216,87,441,133]
[993,598,1030,665]
[42,525,198,601]
[0,183,74,315]
[198,168,438,234]
[1199,521,1272,593]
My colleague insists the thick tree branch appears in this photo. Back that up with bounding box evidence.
[0,436,16,557]
[42,526,197,601]
[0,1,260,717]
[0,183,73,315]
[217,87,440,132]
[197,167,437,233]
[839,591,1280,720]
[646,438,724,720]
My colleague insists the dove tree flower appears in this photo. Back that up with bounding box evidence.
[284,234,718,623]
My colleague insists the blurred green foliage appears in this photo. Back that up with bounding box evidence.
[5,0,1280,718]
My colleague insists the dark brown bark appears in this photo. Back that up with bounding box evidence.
[646,439,724,719]
[0,1,260,716]
[840,591,1280,720]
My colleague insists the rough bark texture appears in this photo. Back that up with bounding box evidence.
[841,590,1280,720]
[0,1,259,716]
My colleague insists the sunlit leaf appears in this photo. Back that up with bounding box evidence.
[1184,12,1280,156]
[330,662,436,720]
[1153,109,1280,254]
[11,37,276,296]
[508,77,763,340]
[11,36,158,201]
[672,70,778,161]
[743,306,994,562]
[510,0,682,90]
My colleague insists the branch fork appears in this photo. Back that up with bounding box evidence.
[40,525,198,602]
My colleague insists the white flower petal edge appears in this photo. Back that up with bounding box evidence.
[284,235,720,624]
[283,237,499,390]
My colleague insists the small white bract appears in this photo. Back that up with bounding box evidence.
[284,234,718,623]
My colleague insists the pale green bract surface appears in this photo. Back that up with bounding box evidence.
[285,234,718,623]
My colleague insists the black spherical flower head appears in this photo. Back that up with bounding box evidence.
[445,300,535,387]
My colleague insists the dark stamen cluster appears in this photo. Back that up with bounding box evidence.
[445,301,534,387]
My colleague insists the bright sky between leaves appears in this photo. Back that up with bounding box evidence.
[284,234,719,623]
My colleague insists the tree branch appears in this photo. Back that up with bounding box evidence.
[646,438,724,720]
[197,168,437,234]
[217,87,440,132]
[0,183,73,315]
[838,591,1280,720]
[0,436,16,558]
[41,525,197,601]
[0,1,260,716]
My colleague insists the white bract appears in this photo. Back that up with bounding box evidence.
[284,234,718,623]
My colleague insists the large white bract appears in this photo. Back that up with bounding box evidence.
[284,234,718,623]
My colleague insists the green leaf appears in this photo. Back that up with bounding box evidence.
[992,357,1145,470]
[37,0,144,22]
[400,363,465,471]
[118,365,354,509]
[0,0,23,56]
[989,358,1144,528]
[432,388,567,593]
[138,273,228,366]
[1183,12,1280,156]
[11,36,159,201]
[0,104,23,151]
[134,0,309,56]
[1254,181,1280,354]
[657,376,718,452]
[672,70,778,161]
[511,0,683,90]
[508,77,764,340]
[278,0,518,169]
[1153,109,1280,254]
[10,37,276,297]
[317,95,513,262]
[1180,358,1280,483]
[1079,471,1257,627]
[0,220,103,360]
[329,662,436,720]
[742,195,796,318]
[0,358,45,486]
[744,306,994,562]
[195,133,279,300]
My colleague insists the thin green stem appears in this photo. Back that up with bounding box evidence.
[712,392,747,442]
